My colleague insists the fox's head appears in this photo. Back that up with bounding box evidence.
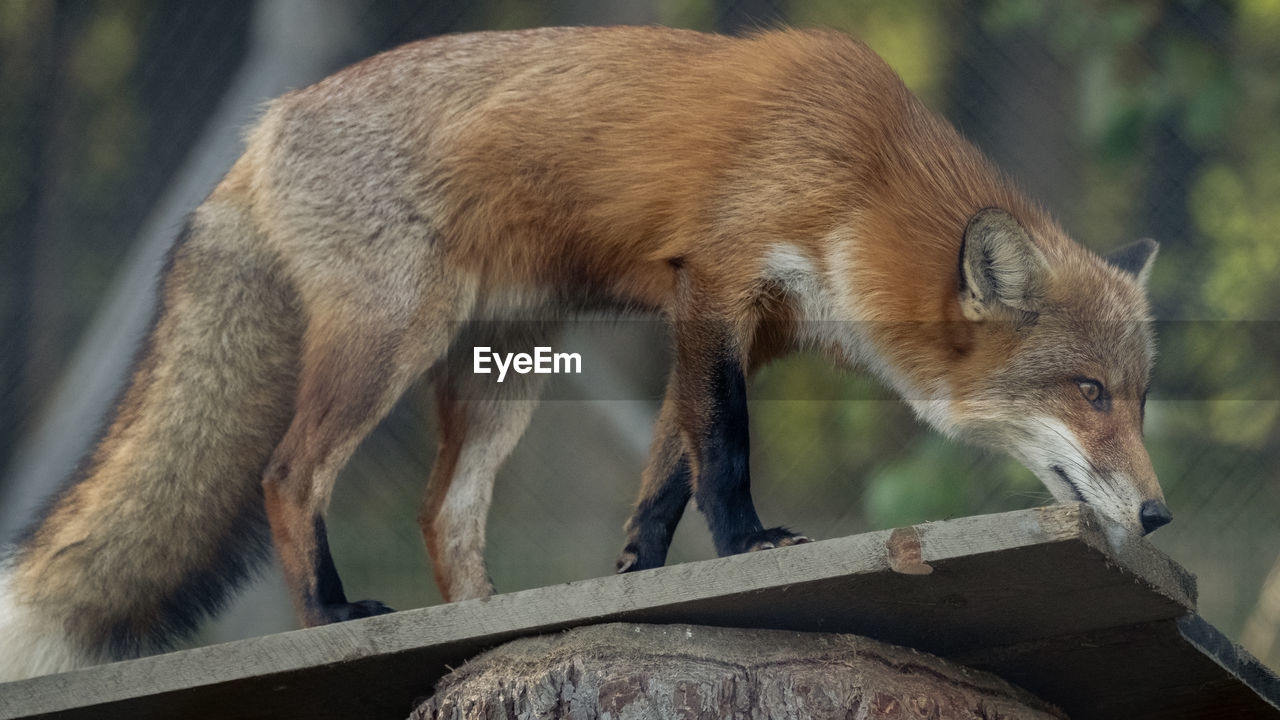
[947,208,1168,536]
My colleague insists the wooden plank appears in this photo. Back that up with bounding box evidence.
[0,504,1266,720]
[954,616,1280,719]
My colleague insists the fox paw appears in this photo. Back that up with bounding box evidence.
[322,599,395,623]
[616,546,641,573]
[616,542,665,574]
[743,527,812,552]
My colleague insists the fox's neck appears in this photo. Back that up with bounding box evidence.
[828,107,1055,433]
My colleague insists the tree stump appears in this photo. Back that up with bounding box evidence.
[411,623,1067,719]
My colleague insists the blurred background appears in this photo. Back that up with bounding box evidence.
[1,0,1277,670]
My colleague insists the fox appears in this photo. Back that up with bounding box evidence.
[0,25,1169,681]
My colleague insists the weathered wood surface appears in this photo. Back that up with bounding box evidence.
[0,504,1274,720]
[956,613,1280,720]
[412,623,1068,720]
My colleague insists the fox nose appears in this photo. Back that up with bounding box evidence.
[1139,500,1173,535]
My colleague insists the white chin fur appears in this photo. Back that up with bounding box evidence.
[0,557,98,683]
[1014,417,1143,533]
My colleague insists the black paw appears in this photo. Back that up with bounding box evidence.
[321,599,395,622]
[738,527,812,553]
[616,545,640,573]
[616,542,667,574]
[616,544,647,573]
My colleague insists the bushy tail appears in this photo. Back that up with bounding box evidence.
[0,200,303,681]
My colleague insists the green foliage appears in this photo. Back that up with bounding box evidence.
[790,0,946,100]
[985,3,1240,160]
[1194,160,1280,318]
[865,437,980,527]
[482,0,550,30]
[659,0,718,30]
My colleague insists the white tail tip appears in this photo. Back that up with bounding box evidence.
[0,557,99,683]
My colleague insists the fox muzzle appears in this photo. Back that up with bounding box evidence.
[1138,499,1173,535]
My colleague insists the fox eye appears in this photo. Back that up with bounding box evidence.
[1077,379,1105,408]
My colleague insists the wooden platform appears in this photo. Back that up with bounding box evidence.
[1,504,1276,719]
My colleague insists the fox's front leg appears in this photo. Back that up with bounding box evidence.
[658,279,810,560]
[617,374,692,572]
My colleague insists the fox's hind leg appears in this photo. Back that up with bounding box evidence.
[419,320,554,601]
[262,276,470,627]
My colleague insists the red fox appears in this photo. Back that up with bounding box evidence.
[0,26,1167,680]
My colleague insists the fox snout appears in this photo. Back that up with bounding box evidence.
[1139,498,1173,535]
[999,416,1170,538]
[1123,442,1171,536]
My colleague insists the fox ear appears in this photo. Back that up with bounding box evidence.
[959,208,1048,322]
[1106,238,1158,287]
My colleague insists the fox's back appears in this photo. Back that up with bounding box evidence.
[238,26,916,309]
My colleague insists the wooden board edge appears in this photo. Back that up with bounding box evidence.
[1177,614,1280,711]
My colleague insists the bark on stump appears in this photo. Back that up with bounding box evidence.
[411,623,1067,719]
